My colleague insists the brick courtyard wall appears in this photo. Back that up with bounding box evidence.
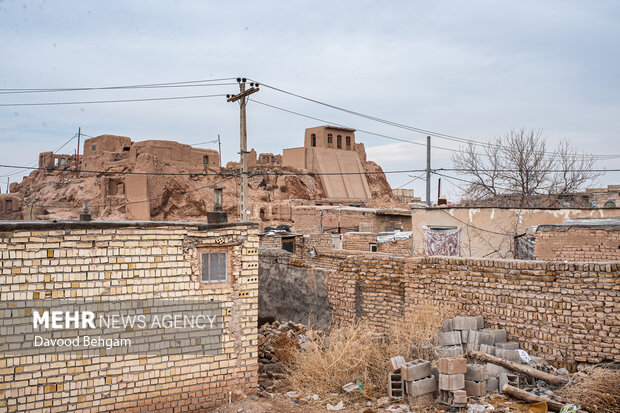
[0,220,259,412]
[535,225,620,261]
[270,250,619,369]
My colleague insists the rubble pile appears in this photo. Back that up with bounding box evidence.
[257,320,319,393]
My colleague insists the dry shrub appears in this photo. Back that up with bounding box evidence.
[559,367,620,413]
[285,302,453,400]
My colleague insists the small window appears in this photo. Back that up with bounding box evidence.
[311,134,316,147]
[92,145,96,151]
[282,237,295,253]
[346,136,351,148]
[370,243,378,252]
[203,155,209,164]
[5,200,13,213]
[327,134,333,144]
[200,251,227,283]
[337,135,342,149]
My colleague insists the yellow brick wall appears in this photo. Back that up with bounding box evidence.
[0,221,259,412]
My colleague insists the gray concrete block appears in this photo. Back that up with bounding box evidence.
[499,372,519,393]
[482,328,507,344]
[476,316,484,329]
[465,364,488,382]
[407,392,434,406]
[465,379,487,397]
[479,344,496,356]
[495,348,522,364]
[405,376,437,396]
[441,318,453,332]
[389,356,406,372]
[436,345,464,357]
[487,376,499,392]
[485,363,509,378]
[388,372,404,398]
[461,329,469,343]
[401,359,431,382]
[479,331,495,346]
[440,331,462,346]
[439,374,465,391]
[453,316,478,331]
[496,341,519,350]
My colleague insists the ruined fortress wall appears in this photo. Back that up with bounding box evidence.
[0,221,259,412]
[535,226,620,261]
[259,249,619,368]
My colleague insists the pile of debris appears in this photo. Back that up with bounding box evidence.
[258,320,319,393]
[386,316,574,411]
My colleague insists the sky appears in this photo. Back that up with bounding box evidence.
[1,0,618,201]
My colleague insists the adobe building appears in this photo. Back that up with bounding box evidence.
[0,193,22,220]
[534,218,620,261]
[82,134,220,173]
[283,126,372,200]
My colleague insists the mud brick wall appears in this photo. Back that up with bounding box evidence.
[0,221,259,413]
[265,249,619,369]
[342,232,412,255]
[291,206,411,234]
[535,226,620,261]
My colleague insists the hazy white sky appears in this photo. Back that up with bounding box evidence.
[1,0,618,201]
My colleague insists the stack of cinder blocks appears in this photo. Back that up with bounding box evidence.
[388,356,406,399]
[437,357,467,408]
[464,364,487,397]
[485,363,519,393]
[401,359,437,406]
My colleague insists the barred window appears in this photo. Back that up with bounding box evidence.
[200,251,227,283]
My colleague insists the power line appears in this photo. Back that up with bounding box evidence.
[437,208,514,237]
[252,79,619,161]
[0,78,237,94]
[249,98,458,152]
[0,93,227,107]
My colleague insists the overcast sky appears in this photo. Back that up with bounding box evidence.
[1,0,618,201]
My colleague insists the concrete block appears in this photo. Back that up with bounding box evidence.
[401,359,431,382]
[436,345,463,357]
[485,363,509,378]
[388,372,403,398]
[431,366,439,382]
[465,364,488,382]
[499,372,519,393]
[476,316,484,329]
[405,376,437,396]
[437,358,467,375]
[439,331,462,346]
[495,349,522,364]
[487,376,499,393]
[465,379,487,397]
[479,344,496,356]
[407,392,434,406]
[438,390,467,407]
[479,331,495,346]
[439,374,465,391]
[482,328,507,343]
[389,356,406,372]
[441,318,453,332]
[496,341,519,350]
[460,330,469,343]
[453,316,478,331]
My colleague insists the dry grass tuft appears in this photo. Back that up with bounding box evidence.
[285,302,453,400]
[559,366,620,413]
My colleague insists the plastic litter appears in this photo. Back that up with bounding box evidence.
[326,400,345,410]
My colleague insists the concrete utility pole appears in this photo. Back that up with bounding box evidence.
[426,136,431,207]
[227,78,259,222]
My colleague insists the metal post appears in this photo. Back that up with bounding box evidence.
[426,136,431,207]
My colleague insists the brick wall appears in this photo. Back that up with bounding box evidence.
[535,225,620,261]
[264,249,619,369]
[0,220,259,412]
[291,206,411,234]
[342,232,413,255]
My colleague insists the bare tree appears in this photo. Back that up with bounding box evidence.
[452,128,602,207]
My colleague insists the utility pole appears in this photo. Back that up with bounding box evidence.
[217,134,222,168]
[226,78,259,222]
[76,127,81,175]
[426,136,431,207]
[437,177,441,203]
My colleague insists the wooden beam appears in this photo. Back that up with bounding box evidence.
[502,384,564,412]
[466,351,569,387]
